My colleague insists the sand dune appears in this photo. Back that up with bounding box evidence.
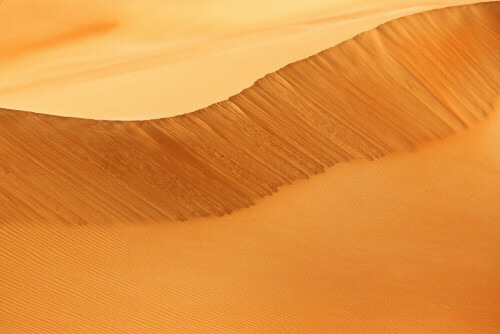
[1,2,499,333]
[0,0,496,119]
[1,102,499,333]
[0,2,499,222]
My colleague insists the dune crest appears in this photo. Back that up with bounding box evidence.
[0,2,499,222]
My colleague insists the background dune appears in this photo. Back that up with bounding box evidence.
[0,2,499,333]
[0,0,496,119]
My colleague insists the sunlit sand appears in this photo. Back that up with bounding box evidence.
[0,2,499,333]
[0,0,495,119]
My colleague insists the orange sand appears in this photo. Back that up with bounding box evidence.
[0,2,498,222]
[0,2,499,333]
[1,89,499,334]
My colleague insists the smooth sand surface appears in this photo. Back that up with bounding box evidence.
[0,0,496,119]
[0,2,499,333]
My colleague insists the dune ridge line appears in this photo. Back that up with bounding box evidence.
[0,2,499,222]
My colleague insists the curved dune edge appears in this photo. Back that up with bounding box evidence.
[1,2,500,222]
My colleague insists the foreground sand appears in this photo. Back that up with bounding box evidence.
[0,0,496,119]
[1,84,499,334]
[0,2,499,333]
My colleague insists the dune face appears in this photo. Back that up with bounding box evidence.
[1,3,499,222]
[2,109,499,333]
[1,2,500,334]
[0,0,496,119]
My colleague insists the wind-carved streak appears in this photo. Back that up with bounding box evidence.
[0,2,499,223]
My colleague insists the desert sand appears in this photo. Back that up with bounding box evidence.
[0,1,499,333]
[1,100,499,333]
[0,2,498,222]
[0,0,496,119]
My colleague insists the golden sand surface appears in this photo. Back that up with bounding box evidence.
[0,0,496,119]
[0,2,498,222]
[0,2,499,333]
[1,99,499,333]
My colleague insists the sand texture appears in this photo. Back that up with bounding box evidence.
[0,2,499,333]
[1,3,499,222]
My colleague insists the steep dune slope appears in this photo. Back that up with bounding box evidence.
[1,2,499,222]
[1,102,499,333]
[0,0,496,119]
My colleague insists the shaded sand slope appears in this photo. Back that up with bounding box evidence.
[1,74,499,334]
[1,2,499,222]
[0,0,496,119]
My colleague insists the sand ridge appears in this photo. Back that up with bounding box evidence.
[0,2,499,222]
[1,67,499,334]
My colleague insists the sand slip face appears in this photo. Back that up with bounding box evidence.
[1,99,499,333]
[0,0,496,119]
[0,2,499,222]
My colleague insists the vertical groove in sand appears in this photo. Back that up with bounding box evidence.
[0,2,499,223]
